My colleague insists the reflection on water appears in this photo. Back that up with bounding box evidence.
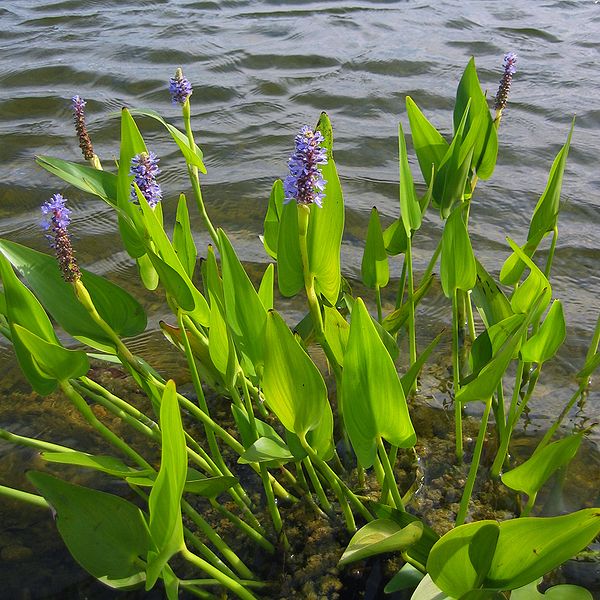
[0,0,599,595]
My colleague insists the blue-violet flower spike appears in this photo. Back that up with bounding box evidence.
[130,152,162,208]
[41,194,81,283]
[169,67,193,105]
[494,52,518,111]
[71,95,95,161]
[283,126,328,207]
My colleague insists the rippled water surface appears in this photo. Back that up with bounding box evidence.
[1,0,599,595]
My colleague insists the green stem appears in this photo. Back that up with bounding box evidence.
[521,492,537,517]
[377,438,404,510]
[300,435,371,526]
[60,380,152,470]
[490,358,525,478]
[544,226,558,280]
[0,484,49,509]
[183,525,239,581]
[182,499,255,580]
[182,99,219,247]
[452,289,463,463]
[210,500,274,553]
[456,396,492,526]
[72,380,160,442]
[177,310,235,485]
[0,427,76,454]
[239,375,288,548]
[73,281,145,374]
[375,285,383,324]
[420,237,442,286]
[493,382,506,445]
[180,547,259,600]
[406,238,417,391]
[536,386,583,453]
[78,376,159,433]
[395,258,407,310]
[303,456,332,512]
[464,290,477,343]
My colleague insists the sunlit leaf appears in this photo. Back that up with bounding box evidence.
[520,300,565,364]
[361,207,389,289]
[501,433,583,499]
[308,112,344,304]
[484,509,600,591]
[263,179,284,259]
[0,253,59,394]
[453,57,498,181]
[385,563,424,594]
[323,305,349,367]
[0,239,147,352]
[42,451,149,478]
[342,298,415,468]
[511,578,592,600]
[398,122,422,235]
[36,156,118,206]
[12,324,89,382]
[146,380,187,589]
[28,471,151,587]
[406,96,449,188]
[172,194,197,279]
[471,259,513,328]
[238,436,295,467]
[339,519,423,566]
[258,263,275,310]
[440,204,476,297]
[277,200,304,297]
[263,310,332,441]
[130,108,207,173]
[458,314,526,403]
[528,120,574,242]
[219,229,267,372]
[434,101,474,217]
[427,520,500,597]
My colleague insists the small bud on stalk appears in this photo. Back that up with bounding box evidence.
[71,95,102,169]
[41,194,81,283]
[494,52,518,113]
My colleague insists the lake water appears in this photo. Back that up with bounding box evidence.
[0,0,599,596]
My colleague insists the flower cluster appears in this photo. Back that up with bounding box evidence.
[283,126,328,207]
[129,152,162,208]
[72,95,95,161]
[169,68,193,105]
[494,52,518,112]
[41,194,81,283]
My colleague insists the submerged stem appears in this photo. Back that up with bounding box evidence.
[456,395,492,526]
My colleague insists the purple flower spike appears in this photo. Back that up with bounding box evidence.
[283,126,328,207]
[130,152,162,208]
[494,52,518,111]
[41,194,81,283]
[169,68,193,105]
[71,95,95,161]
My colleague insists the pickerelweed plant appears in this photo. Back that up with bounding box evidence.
[0,57,599,599]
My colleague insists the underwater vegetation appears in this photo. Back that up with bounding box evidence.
[0,54,599,599]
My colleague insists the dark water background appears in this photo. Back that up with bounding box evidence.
[0,0,599,596]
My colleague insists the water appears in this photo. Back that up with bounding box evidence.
[0,0,599,595]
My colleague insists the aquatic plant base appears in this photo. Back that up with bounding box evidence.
[1,363,597,599]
